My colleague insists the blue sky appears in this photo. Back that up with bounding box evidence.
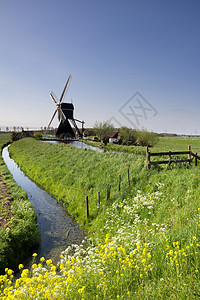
[0,0,200,134]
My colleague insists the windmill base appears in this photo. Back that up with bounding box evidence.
[56,119,75,137]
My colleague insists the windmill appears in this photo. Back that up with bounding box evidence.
[46,75,84,138]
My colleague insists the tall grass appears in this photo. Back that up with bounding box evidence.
[8,138,147,226]
[1,137,200,298]
[0,134,40,274]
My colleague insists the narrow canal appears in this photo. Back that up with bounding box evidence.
[42,139,104,152]
[2,145,85,265]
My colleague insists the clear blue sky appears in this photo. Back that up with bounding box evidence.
[0,0,200,134]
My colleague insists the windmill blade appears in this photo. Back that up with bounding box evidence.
[57,106,66,123]
[50,93,58,105]
[46,109,58,131]
[59,74,72,104]
[70,119,83,138]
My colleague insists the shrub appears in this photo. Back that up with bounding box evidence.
[34,132,43,138]
[119,127,159,147]
[137,129,159,146]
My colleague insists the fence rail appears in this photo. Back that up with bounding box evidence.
[146,146,200,169]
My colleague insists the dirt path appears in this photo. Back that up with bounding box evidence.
[0,174,13,227]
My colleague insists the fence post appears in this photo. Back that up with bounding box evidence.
[188,145,191,165]
[118,174,121,191]
[128,168,130,186]
[98,191,100,208]
[169,151,171,164]
[86,196,89,218]
[146,147,150,169]
[107,184,110,200]
[195,153,198,166]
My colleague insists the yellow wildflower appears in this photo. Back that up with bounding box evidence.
[18,264,24,270]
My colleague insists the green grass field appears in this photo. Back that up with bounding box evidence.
[154,136,200,153]
[1,136,200,299]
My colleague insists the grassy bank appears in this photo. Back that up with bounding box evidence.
[82,139,146,155]
[1,137,200,299]
[0,134,40,274]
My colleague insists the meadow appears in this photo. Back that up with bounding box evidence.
[154,136,200,152]
[1,136,200,298]
[0,134,40,274]
[0,138,200,299]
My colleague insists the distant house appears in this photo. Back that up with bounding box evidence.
[109,131,119,144]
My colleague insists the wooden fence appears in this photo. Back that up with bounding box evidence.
[146,145,200,169]
[85,171,130,218]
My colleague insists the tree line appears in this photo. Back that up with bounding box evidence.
[93,121,159,147]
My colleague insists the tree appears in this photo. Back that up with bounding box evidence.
[119,127,137,145]
[137,128,159,147]
[93,121,114,144]
[83,129,89,137]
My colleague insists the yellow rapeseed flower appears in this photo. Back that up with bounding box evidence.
[32,264,37,269]
[18,264,24,270]
[7,269,13,276]
[40,257,45,262]
[46,259,53,265]
[51,265,56,272]
[78,286,86,293]
[147,253,151,259]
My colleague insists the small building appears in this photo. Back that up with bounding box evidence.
[109,131,119,144]
[92,136,100,142]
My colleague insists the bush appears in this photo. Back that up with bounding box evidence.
[34,132,43,138]
[11,131,26,141]
[137,129,159,147]
[119,127,138,145]
[119,127,159,147]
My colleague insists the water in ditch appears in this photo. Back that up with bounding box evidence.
[2,145,85,265]
[42,139,104,152]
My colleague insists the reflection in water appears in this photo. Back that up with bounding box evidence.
[69,140,104,152]
[2,146,85,265]
[42,139,104,152]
